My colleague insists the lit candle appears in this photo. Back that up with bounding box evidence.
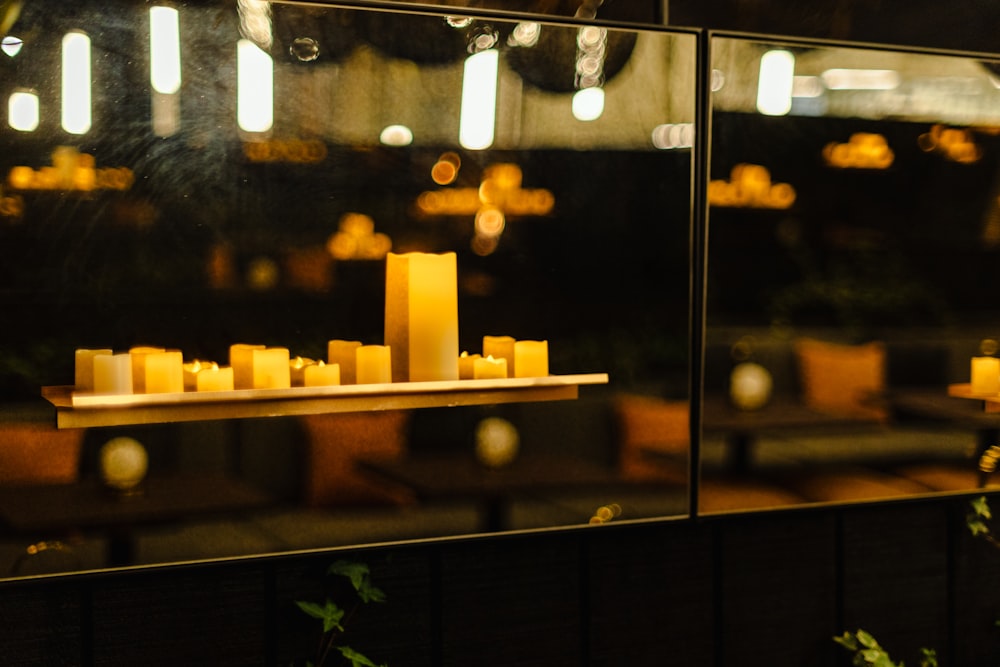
[129,346,165,393]
[144,350,184,393]
[196,364,234,392]
[971,357,1000,395]
[251,347,291,389]
[384,252,459,382]
[230,343,266,389]
[183,360,207,391]
[75,348,112,391]
[514,340,549,378]
[459,351,481,380]
[473,354,507,379]
[304,360,341,387]
[328,340,362,384]
[93,353,133,394]
[356,345,392,384]
[483,335,515,377]
[289,356,315,387]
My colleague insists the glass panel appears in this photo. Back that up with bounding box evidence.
[0,1,695,578]
[704,35,1000,513]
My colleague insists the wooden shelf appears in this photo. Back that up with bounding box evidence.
[42,373,610,429]
[947,383,1000,413]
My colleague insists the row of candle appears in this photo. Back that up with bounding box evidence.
[73,337,548,395]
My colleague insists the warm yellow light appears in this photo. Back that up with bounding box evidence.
[756,49,794,116]
[61,32,92,135]
[237,39,273,133]
[572,87,605,122]
[459,49,498,150]
[8,90,39,132]
[379,124,413,146]
[150,7,181,94]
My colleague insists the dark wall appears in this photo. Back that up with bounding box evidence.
[4,493,1000,666]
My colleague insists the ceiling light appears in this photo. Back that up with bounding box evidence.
[756,49,795,116]
[820,68,900,90]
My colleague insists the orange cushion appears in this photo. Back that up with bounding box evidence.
[300,411,414,507]
[794,337,887,421]
[0,423,84,485]
[613,394,689,483]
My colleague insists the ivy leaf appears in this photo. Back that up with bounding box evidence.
[336,645,386,667]
[969,519,991,537]
[856,629,880,649]
[833,632,859,651]
[295,599,345,634]
[328,560,386,604]
[971,496,992,520]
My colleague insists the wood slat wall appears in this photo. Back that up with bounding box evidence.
[5,493,1000,666]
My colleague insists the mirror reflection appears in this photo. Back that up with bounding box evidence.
[704,36,1000,513]
[0,1,694,577]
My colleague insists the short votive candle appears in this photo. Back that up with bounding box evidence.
[473,355,508,380]
[196,365,234,392]
[459,352,481,380]
[483,335,515,377]
[514,340,549,378]
[75,348,112,391]
[304,361,341,387]
[93,353,133,394]
[971,356,1000,395]
[356,345,392,384]
[328,340,362,384]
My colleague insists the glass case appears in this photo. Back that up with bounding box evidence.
[0,1,696,577]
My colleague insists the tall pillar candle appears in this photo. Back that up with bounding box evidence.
[514,340,549,378]
[93,353,133,394]
[356,345,392,384]
[971,356,1000,395]
[384,252,459,382]
[483,335,515,377]
[75,348,112,391]
[328,340,362,384]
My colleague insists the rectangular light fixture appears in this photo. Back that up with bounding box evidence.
[150,6,181,94]
[820,68,900,90]
[756,49,795,116]
[237,38,273,133]
[61,32,92,134]
[459,49,499,150]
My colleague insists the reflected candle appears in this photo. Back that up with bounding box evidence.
[971,356,1000,395]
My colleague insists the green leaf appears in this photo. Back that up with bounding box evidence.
[336,645,385,667]
[919,647,938,667]
[295,599,345,634]
[856,629,880,649]
[328,560,371,592]
[972,496,992,520]
[968,519,991,537]
[834,632,860,651]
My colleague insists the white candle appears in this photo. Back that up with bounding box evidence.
[328,340,362,384]
[230,343,266,389]
[459,352,481,380]
[483,335,515,377]
[473,355,507,379]
[75,348,112,391]
[971,356,1000,395]
[514,340,549,378]
[384,252,459,382]
[93,353,133,394]
[304,360,340,387]
[356,345,392,384]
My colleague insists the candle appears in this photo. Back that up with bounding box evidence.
[144,350,184,393]
[289,356,315,387]
[356,345,392,384]
[384,252,459,382]
[183,360,208,391]
[971,356,1000,395]
[196,364,234,392]
[328,340,362,384]
[75,348,112,391]
[230,343,266,389]
[252,347,291,389]
[459,352,481,380]
[483,335,515,377]
[304,360,341,387]
[129,346,165,393]
[473,355,507,379]
[514,340,549,378]
[93,353,133,394]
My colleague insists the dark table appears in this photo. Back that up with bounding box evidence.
[700,395,874,472]
[877,386,1000,459]
[0,474,274,566]
[357,455,636,532]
